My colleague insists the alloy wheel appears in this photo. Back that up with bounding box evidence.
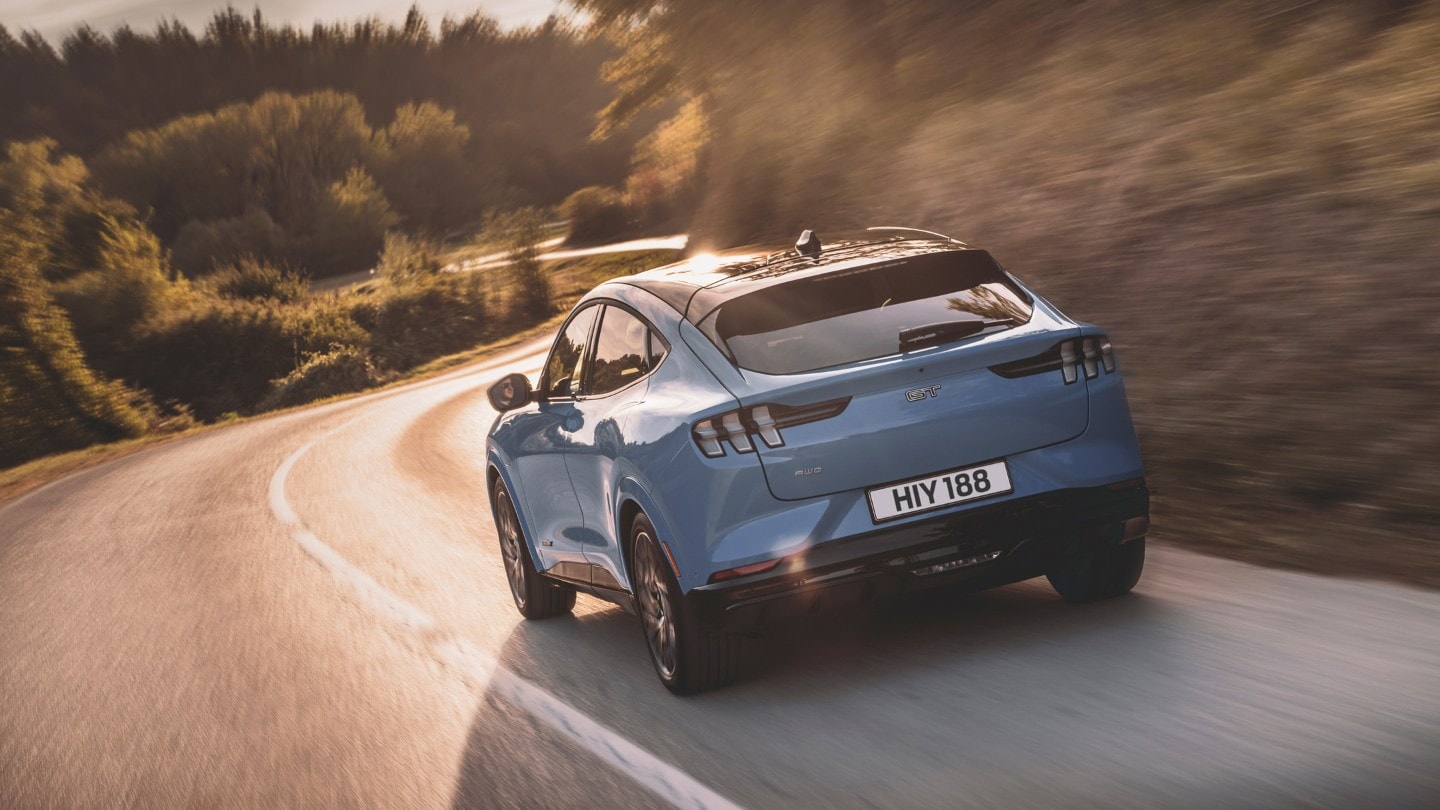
[635,531,678,679]
[496,489,528,610]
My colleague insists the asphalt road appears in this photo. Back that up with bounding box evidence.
[3,339,1438,808]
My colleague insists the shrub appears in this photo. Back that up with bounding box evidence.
[121,386,197,435]
[259,345,380,410]
[560,185,628,244]
[53,216,187,365]
[125,298,366,419]
[208,258,309,303]
[170,208,289,277]
[277,301,370,379]
[375,231,442,283]
[343,291,381,333]
[0,139,137,283]
[1,202,148,468]
[371,272,488,370]
[485,206,551,321]
[297,167,398,277]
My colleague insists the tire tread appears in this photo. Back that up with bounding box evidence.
[631,513,741,695]
[1047,537,1146,603]
[494,479,575,620]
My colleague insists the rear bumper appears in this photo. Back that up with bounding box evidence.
[686,480,1149,633]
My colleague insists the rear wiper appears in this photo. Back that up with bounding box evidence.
[898,319,1016,351]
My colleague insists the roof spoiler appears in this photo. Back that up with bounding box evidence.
[866,226,967,245]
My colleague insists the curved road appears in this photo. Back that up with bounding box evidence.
[3,340,1438,808]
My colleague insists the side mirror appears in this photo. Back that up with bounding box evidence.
[487,372,533,412]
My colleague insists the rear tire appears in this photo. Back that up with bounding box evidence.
[492,479,575,619]
[631,513,740,695]
[1047,537,1146,603]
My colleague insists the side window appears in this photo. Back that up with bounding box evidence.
[589,306,653,397]
[542,305,599,399]
[646,329,668,370]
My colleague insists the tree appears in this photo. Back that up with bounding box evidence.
[301,167,398,277]
[569,0,896,242]
[1,7,638,222]
[372,102,474,232]
[623,96,707,226]
[94,90,376,244]
[486,207,552,320]
[95,91,396,278]
[560,185,628,243]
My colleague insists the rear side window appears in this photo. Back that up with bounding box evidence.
[701,250,1032,374]
[589,306,652,396]
[646,330,668,370]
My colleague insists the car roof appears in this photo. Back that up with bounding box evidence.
[604,228,982,323]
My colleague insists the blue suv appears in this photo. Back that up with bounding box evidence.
[485,228,1149,694]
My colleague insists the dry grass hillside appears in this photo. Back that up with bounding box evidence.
[671,1,1440,585]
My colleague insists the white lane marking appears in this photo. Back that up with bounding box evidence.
[267,406,740,810]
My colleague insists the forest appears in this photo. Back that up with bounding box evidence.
[3,1,1438,583]
[1,6,668,464]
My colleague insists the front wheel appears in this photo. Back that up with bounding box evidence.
[1047,537,1146,603]
[493,479,575,619]
[631,514,740,695]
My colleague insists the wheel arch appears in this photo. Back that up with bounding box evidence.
[487,458,544,565]
[619,498,643,584]
[615,477,694,592]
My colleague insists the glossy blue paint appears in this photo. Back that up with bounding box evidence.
[485,240,1146,599]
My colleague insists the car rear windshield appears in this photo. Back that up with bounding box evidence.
[700,250,1033,375]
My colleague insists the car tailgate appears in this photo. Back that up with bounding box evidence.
[743,326,1087,501]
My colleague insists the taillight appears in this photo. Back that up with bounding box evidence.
[1099,337,1117,373]
[721,412,752,452]
[990,335,1118,384]
[1059,340,1078,384]
[691,397,850,458]
[750,405,782,447]
[693,420,724,457]
[1075,336,1117,380]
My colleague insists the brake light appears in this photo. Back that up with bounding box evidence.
[721,412,753,452]
[989,335,1119,384]
[691,397,850,458]
[750,405,782,447]
[693,421,724,457]
[1080,338,1099,379]
[1060,340,1078,384]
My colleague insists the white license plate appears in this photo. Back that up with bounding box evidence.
[867,460,1013,522]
